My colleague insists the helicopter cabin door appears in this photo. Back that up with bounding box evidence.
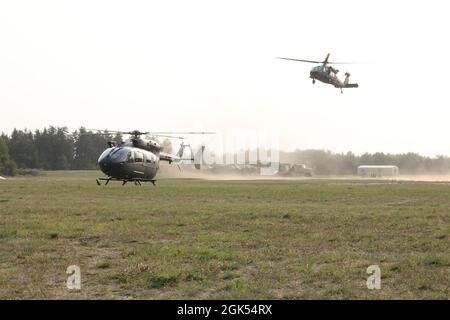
[134,151,144,167]
[143,152,152,167]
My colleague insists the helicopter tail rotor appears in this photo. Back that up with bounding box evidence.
[343,73,359,88]
[344,72,351,85]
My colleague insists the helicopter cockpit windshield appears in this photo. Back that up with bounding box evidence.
[110,148,130,162]
[98,147,113,163]
[98,147,131,163]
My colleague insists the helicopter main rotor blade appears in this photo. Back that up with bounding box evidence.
[84,129,214,138]
[151,134,185,139]
[150,132,215,140]
[277,57,322,63]
[150,132,215,135]
[277,57,354,64]
[86,129,151,136]
[85,129,123,134]
[325,61,354,64]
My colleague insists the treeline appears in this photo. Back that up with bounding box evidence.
[0,127,123,175]
[280,150,450,175]
[1,127,450,176]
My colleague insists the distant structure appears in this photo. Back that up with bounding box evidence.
[357,165,399,178]
[279,163,313,177]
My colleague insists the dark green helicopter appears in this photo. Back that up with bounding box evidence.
[277,53,359,93]
[90,129,212,186]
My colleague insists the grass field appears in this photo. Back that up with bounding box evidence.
[0,171,448,299]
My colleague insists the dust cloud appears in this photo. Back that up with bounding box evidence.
[157,164,450,182]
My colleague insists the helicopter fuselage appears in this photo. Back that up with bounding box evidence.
[98,145,159,181]
[277,54,358,92]
[310,65,342,87]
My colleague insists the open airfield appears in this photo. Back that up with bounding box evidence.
[0,170,448,299]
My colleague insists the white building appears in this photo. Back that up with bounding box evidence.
[357,165,399,178]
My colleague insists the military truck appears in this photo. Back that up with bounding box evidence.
[279,163,314,177]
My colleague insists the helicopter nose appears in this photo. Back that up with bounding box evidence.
[98,157,113,170]
[98,159,110,174]
[99,159,126,177]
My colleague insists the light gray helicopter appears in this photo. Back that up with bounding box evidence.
[278,53,358,93]
[91,129,212,186]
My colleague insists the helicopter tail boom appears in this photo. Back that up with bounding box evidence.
[160,143,206,170]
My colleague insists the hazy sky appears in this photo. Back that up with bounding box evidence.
[1,0,450,156]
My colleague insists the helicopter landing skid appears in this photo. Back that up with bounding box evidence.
[96,177,156,186]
